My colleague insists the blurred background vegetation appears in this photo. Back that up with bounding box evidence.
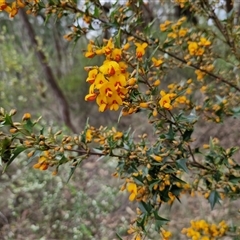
[1,0,240,239]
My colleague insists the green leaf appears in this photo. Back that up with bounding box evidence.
[170,185,183,198]
[93,6,100,18]
[212,171,221,182]
[148,44,159,62]
[229,175,240,184]
[23,119,34,133]
[171,175,186,184]
[3,146,27,172]
[213,58,234,73]
[179,109,198,123]
[115,233,123,240]
[166,124,174,140]
[57,154,69,166]
[228,147,239,157]
[2,114,13,126]
[40,127,44,135]
[138,201,152,214]
[176,158,189,173]
[67,164,78,183]
[208,190,220,210]
[153,210,169,231]
[136,213,147,231]
[182,129,193,141]
[115,29,121,47]
[118,110,123,123]
[67,156,85,183]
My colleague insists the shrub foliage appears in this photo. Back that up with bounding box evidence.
[1,0,240,239]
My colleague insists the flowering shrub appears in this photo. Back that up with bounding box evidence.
[1,0,240,239]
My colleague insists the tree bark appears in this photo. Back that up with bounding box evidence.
[226,0,233,13]
[19,9,77,133]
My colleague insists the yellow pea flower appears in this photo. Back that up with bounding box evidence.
[188,41,199,55]
[86,69,98,84]
[159,94,173,110]
[85,41,95,58]
[195,69,205,80]
[159,20,172,31]
[135,42,148,58]
[199,37,211,46]
[85,129,93,142]
[111,48,122,62]
[150,154,162,162]
[127,182,137,201]
[151,57,163,67]
[0,0,7,10]
[179,28,188,37]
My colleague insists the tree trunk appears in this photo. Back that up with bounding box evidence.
[19,10,77,133]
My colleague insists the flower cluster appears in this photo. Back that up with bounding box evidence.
[182,220,228,239]
[0,0,25,17]
[188,37,211,56]
[33,150,52,171]
[84,38,130,111]
[160,17,188,39]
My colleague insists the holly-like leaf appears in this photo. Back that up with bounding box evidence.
[3,146,27,172]
[229,175,240,184]
[138,201,152,214]
[2,114,13,126]
[166,124,174,140]
[182,129,193,141]
[23,119,34,133]
[208,190,220,210]
[153,210,169,231]
[176,158,189,173]
[136,213,147,231]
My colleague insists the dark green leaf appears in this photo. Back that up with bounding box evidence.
[40,127,44,135]
[212,171,221,182]
[23,119,34,133]
[229,175,240,184]
[170,185,182,197]
[67,157,85,183]
[57,154,69,166]
[136,214,147,231]
[171,175,186,184]
[182,129,193,141]
[208,190,220,210]
[3,146,27,172]
[2,114,13,126]
[115,232,123,240]
[166,124,174,140]
[153,210,169,231]
[176,158,189,173]
[138,201,152,214]
[67,164,78,183]
[93,6,100,18]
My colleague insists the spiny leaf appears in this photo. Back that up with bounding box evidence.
[153,210,169,231]
[176,158,189,173]
[182,129,193,141]
[115,232,123,240]
[3,146,27,172]
[138,201,152,214]
[208,190,220,210]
